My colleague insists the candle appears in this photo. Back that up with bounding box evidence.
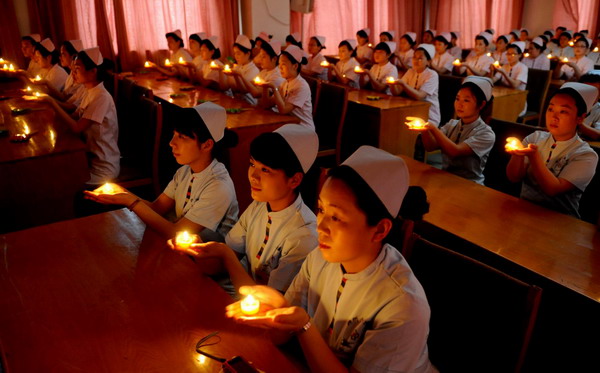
[223,64,232,73]
[164,58,172,67]
[524,52,530,58]
[0,58,4,63]
[386,76,396,84]
[452,59,461,66]
[8,64,15,72]
[493,61,501,68]
[178,57,184,64]
[2,64,7,70]
[197,355,206,364]
[26,86,32,92]
[504,137,524,152]
[98,182,116,195]
[144,61,150,68]
[546,53,553,59]
[594,47,599,53]
[240,294,260,315]
[562,57,569,63]
[320,60,330,67]
[405,116,428,130]
[34,92,41,97]
[486,52,492,57]
[368,43,373,48]
[253,76,264,85]
[175,231,195,251]
[354,66,364,73]
[568,41,574,47]
[34,75,42,81]
[209,61,218,69]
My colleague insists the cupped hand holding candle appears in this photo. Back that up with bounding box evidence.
[94,182,120,195]
[405,116,429,130]
[504,137,525,152]
[354,66,365,74]
[493,61,501,68]
[223,64,233,74]
[562,57,569,63]
[8,64,15,72]
[386,76,398,84]
[144,61,151,68]
[240,294,260,315]
[253,76,265,85]
[174,231,197,251]
[164,59,172,67]
[209,61,219,70]
[320,61,330,68]
[452,59,461,66]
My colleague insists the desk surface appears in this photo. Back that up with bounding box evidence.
[347,89,430,111]
[127,72,299,129]
[402,156,600,302]
[0,209,305,372]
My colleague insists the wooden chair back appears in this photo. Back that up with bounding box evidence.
[520,68,552,125]
[303,75,321,116]
[313,81,349,164]
[404,235,542,373]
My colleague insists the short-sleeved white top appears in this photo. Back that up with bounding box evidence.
[522,54,551,70]
[431,51,454,73]
[334,58,360,88]
[401,67,441,126]
[278,75,314,129]
[285,244,436,373]
[229,61,259,104]
[225,194,318,292]
[396,49,414,69]
[42,64,68,92]
[75,82,120,184]
[583,102,600,129]
[306,52,328,80]
[356,44,373,62]
[201,59,223,82]
[521,131,598,217]
[463,53,495,76]
[257,66,285,92]
[164,160,239,241]
[369,61,399,95]
[559,56,594,80]
[440,117,496,184]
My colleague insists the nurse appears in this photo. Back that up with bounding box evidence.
[422,29,436,44]
[21,34,42,77]
[431,32,455,75]
[302,36,327,80]
[28,38,68,94]
[522,37,551,71]
[394,32,416,75]
[147,30,193,77]
[327,39,360,88]
[554,37,594,81]
[455,32,495,77]
[220,35,260,104]
[449,31,462,58]
[355,28,373,66]
[492,41,529,117]
[491,34,510,66]
[357,41,398,95]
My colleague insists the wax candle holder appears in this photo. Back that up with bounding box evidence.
[240,294,260,315]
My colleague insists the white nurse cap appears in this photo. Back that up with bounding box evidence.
[24,34,41,43]
[358,28,371,37]
[531,37,545,48]
[521,28,529,34]
[382,41,397,54]
[425,29,437,36]
[264,39,281,55]
[560,82,599,114]
[166,29,182,40]
[485,28,495,35]
[451,31,461,39]
[192,102,226,142]
[380,30,396,39]
[342,39,358,50]
[289,32,301,43]
[437,32,452,44]
[562,30,573,38]
[191,32,207,41]
[256,31,271,42]
[463,76,494,102]
[342,145,409,217]
[312,35,326,47]
[39,38,55,53]
[416,43,435,60]
[82,47,103,66]
[510,29,520,36]
[68,40,84,52]
[478,32,493,45]
[204,35,219,49]
[544,29,555,37]
[283,45,305,63]
[509,41,526,54]
[403,32,417,44]
[235,35,252,50]
[274,124,319,173]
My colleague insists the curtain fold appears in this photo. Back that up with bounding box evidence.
[0,0,24,66]
[552,0,599,37]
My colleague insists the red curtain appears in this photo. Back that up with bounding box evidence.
[0,0,24,67]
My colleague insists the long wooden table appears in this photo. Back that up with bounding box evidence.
[402,155,600,302]
[0,79,88,233]
[125,72,299,211]
[491,86,528,122]
[0,209,305,372]
[343,90,430,159]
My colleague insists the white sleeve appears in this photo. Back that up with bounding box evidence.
[184,180,235,231]
[225,208,251,254]
[267,227,318,292]
[419,71,438,96]
[81,92,111,124]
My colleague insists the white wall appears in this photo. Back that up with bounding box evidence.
[521,0,556,37]
[241,0,290,42]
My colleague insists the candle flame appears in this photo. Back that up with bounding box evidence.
[26,86,32,92]
[178,57,184,64]
[405,116,428,130]
[240,294,260,315]
[2,64,7,70]
[253,76,264,85]
[320,61,330,67]
[144,61,150,67]
[493,61,501,68]
[23,124,30,135]
[594,47,599,53]
[34,75,41,81]
[0,58,3,63]
[176,231,193,245]
[386,76,396,84]
[452,59,461,66]
[223,64,232,72]
[34,92,41,97]
[562,57,569,63]
[9,64,15,71]
[210,61,218,68]
[524,53,530,58]
[486,52,492,57]
[164,58,172,66]
[568,41,574,47]
[354,66,364,73]
[368,43,373,47]
[504,137,524,152]
[547,53,553,59]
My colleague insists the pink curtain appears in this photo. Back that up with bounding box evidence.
[291,1,424,55]
[552,0,599,37]
[0,0,24,67]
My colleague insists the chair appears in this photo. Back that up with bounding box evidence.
[578,145,600,224]
[518,68,552,126]
[461,48,472,61]
[104,71,117,98]
[404,236,542,373]
[116,97,163,197]
[303,75,321,116]
[484,119,539,196]
[313,81,349,165]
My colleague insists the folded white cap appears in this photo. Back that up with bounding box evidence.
[382,41,397,54]
[380,30,396,39]
[69,40,84,52]
[342,39,358,50]
[560,82,599,114]
[25,34,41,43]
[425,29,437,36]
[358,28,371,37]
[192,102,226,142]
[39,38,55,53]
[403,32,417,44]
[312,35,326,47]
[274,124,319,173]
[531,37,545,48]
[284,45,305,63]
[264,39,281,55]
[416,43,435,60]
[167,29,182,40]
[437,32,452,44]
[478,32,493,45]
[463,76,494,102]
[235,34,252,50]
[451,31,461,39]
[83,47,103,66]
[204,35,219,49]
[509,41,526,54]
[485,28,495,35]
[342,145,409,217]
[191,32,207,41]
[289,32,301,43]
[521,28,529,34]
[256,31,271,42]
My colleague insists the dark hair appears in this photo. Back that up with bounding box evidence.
[497,35,509,44]
[200,39,221,59]
[507,43,523,55]
[374,42,392,56]
[538,34,549,43]
[542,31,553,39]
[61,41,79,57]
[399,186,429,221]
[559,32,572,40]
[380,31,394,41]
[280,50,306,73]
[310,36,325,50]
[552,88,588,116]
[21,36,38,46]
[580,73,600,84]
[233,42,253,55]
[416,47,432,61]
[475,35,490,46]
[573,32,584,40]
[509,32,519,40]
[450,32,458,40]
[434,35,451,48]
[575,37,590,49]
[260,41,279,60]
[172,107,237,160]
[166,32,184,48]
[356,30,369,40]
[530,40,545,51]
[556,26,567,32]
[286,35,302,49]
[424,30,435,38]
[338,40,357,58]
[256,34,273,44]
[189,34,203,45]
[459,82,493,112]
[35,43,59,65]
[76,50,108,81]
[402,34,416,46]
[250,132,303,178]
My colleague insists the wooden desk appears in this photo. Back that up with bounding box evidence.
[342,90,430,159]
[402,155,600,302]
[0,82,88,232]
[491,86,528,122]
[126,72,299,211]
[0,209,305,372]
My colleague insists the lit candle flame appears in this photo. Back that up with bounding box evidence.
[0,58,4,63]
[368,43,373,47]
[253,76,264,85]
[197,355,206,364]
[9,64,15,72]
[568,41,574,47]
[23,124,30,135]
[504,137,524,152]
[493,61,501,68]
[486,52,492,57]
[164,58,172,67]
[34,92,41,97]
[96,182,116,195]
[2,64,7,70]
[209,61,218,68]
[405,116,428,130]
[175,231,194,250]
[547,53,553,59]
[240,294,260,315]
[562,57,569,63]
[34,75,41,81]
[354,66,364,73]
[386,76,396,84]
[26,86,32,92]
[594,47,599,53]
[144,61,150,68]
[524,53,530,58]
[320,61,330,67]
[452,59,461,66]
[178,57,184,64]
[223,64,232,73]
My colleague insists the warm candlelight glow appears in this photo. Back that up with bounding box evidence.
[26,86,32,92]
[34,92,41,97]
[144,61,150,68]
[452,59,461,66]
[594,47,599,53]
[0,58,4,63]
[568,41,574,47]
[320,61,330,67]
[386,76,396,84]
[354,66,364,73]
[504,137,524,152]
[8,64,15,72]
[175,231,194,250]
[2,64,7,70]
[197,355,206,364]
[209,61,218,68]
[240,294,260,315]
[253,76,264,85]
[178,57,184,64]
[493,61,501,68]
[368,43,373,47]
[486,52,492,57]
[562,57,569,63]
[23,124,30,135]
[547,53,553,59]
[223,64,232,73]
[34,75,42,81]
[405,116,428,130]
[524,53,530,58]
[164,58,172,67]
